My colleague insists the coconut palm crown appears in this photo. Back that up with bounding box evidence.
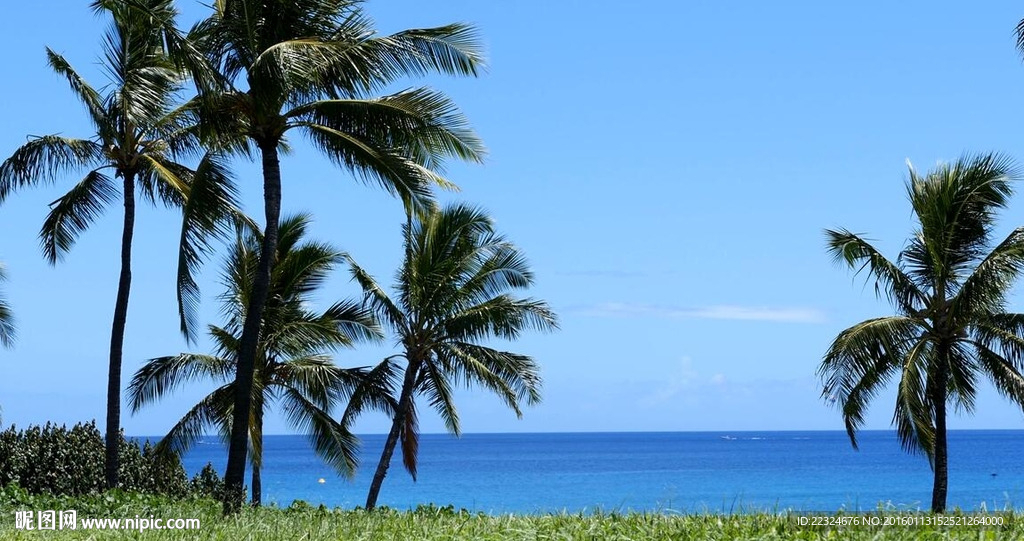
[820,152,1024,513]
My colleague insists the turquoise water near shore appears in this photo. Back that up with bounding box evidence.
[173,430,1024,513]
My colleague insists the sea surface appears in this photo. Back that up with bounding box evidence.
[172,431,1024,514]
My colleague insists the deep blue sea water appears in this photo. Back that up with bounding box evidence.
[171,431,1024,514]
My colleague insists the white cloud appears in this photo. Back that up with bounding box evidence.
[639,356,697,407]
[575,303,826,323]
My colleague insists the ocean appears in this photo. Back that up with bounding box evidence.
[175,430,1024,514]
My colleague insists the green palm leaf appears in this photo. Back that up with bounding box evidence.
[0,264,14,348]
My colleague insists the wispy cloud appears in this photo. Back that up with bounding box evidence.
[555,269,651,279]
[573,302,826,323]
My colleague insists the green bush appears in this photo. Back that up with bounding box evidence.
[189,463,223,499]
[0,421,221,499]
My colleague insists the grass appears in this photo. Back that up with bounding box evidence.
[1,490,1021,540]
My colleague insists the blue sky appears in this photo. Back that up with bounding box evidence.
[3,1,1024,436]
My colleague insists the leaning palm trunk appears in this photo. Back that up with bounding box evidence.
[105,173,136,489]
[366,361,419,510]
[224,143,282,512]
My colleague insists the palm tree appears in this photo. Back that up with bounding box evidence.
[0,263,14,348]
[0,0,238,489]
[128,214,388,505]
[343,204,558,510]
[189,0,488,512]
[820,152,1024,513]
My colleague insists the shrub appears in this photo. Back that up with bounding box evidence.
[0,421,221,499]
[190,463,224,499]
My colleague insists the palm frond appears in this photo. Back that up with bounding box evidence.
[819,316,921,445]
[320,300,384,344]
[127,353,234,413]
[399,397,419,480]
[345,255,407,334]
[280,387,360,477]
[952,227,1024,322]
[974,340,1024,410]
[321,23,485,94]
[298,122,437,215]
[0,264,14,348]
[419,361,460,435]
[341,357,400,427]
[0,137,103,202]
[152,383,235,458]
[176,154,245,342]
[45,49,108,131]
[906,153,1018,285]
[445,342,542,409]
[39,170,119,264]
[973,314,1024,364]
[825,229,925,314]
[444,296,559,343]
[946,342,978,414]
[892,341,935,459]
[289,89,485,170]
[276,355,361,409]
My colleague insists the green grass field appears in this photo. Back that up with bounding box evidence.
[0,490,1020,540]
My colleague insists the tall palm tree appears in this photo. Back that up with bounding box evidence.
[820,152,1024,513]
[190,0,488,512]
[344,204,558,510]
[0,263,14,348]
[0,0,238,489]
[128,214,388,505]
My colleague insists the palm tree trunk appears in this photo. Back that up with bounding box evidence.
[251,462,261,507]
[365,361,419,511]
[931,361,949,514]
[252,406,263,507]
[223,140,282,515]
[105,173,136,490]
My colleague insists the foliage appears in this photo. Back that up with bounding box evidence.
[0,262,13,348]
[0,421,220,498]
[0,491,1021,540]
[189,464,224,500]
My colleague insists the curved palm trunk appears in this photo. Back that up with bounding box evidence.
[931,361,949,513]
[223,141,282,515]
[105,173,136,489]
[365,361,419,510]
